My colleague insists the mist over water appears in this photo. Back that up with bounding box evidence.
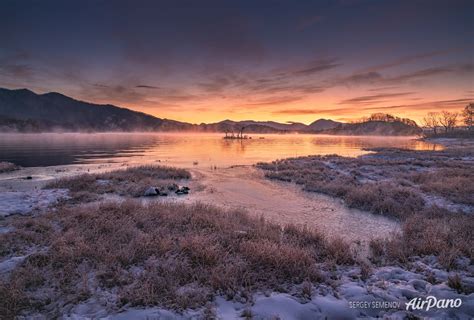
[0,132,441,167]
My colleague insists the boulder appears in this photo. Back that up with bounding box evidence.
[168,183,179,191]
[175,186,190,195]
[144,187,159,196]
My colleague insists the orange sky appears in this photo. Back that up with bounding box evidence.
[1,0,473,125]
[100,82,473,125]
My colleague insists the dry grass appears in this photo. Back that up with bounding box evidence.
[257,148,474,219]
[257,147,474,267]
[411,168,474,205]
[0,161,19,173]
[44,165,190,202]
[0,281,29,319]
[0,201,355,317]
[369,207,473,268]
[447,273,472,294]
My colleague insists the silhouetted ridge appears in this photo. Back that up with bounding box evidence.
[0,87,421,135]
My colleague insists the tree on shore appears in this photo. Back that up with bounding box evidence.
[363,113,418,127]
[462,103,473,131]
[422,112,440,135]
[439,111,458,133]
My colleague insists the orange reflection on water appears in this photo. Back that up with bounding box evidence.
[0,133,442,168]
[120,133,441,168]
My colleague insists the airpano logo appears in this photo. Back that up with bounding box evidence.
[406,296,462,311]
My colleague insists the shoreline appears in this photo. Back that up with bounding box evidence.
[420,136,474,149]
[1,140,473,319]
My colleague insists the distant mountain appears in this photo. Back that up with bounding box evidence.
[308,119,341,131]
[201,120,307,134]
[326,120,422,136]
[0,88,194,132]
[0,87,422,136]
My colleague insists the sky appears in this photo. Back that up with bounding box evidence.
[0,0,473,124]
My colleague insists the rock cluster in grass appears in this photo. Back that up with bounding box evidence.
[44,165,191,203]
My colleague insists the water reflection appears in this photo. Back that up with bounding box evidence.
[0,133,441,167]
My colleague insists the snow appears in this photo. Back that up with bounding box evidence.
[0,226,14,234]
[18,258,473,319]
[0,189,68,217]
[0,255,27,275]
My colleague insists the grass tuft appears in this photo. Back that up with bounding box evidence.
[0,161,19,173]
[44,165,190,201]
[0,200,354,316]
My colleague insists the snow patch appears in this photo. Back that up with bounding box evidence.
[0,189,68,217]
[0,255,27,275]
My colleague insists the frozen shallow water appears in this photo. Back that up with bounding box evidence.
[185,166,399,244]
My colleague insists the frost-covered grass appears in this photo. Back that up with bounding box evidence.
[44,165,190,202]
[257,147,474,269]
[369,209,473,270]
[2,153,473,318]
[0,161,19,173]
[0,201,357,318]
[257,148,474,219]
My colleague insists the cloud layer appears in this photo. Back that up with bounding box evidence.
[0,0,472,123]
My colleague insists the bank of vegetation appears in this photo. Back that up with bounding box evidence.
[257,147,474,270]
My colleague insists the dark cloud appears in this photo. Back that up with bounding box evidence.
[338,92,415,105]
[0,0,472,120]
[386,66,452,83]
[360,49,459,72]
[335,63,472,88]
[195,62,331,98]
[136,85,160,89]
[455,63,474,73]
[291,58,341,75]
[196,75,234,93]
[368,86,401,92]
[339,72,383,86]
[364,98,474,111]
[0,52,36,80]
[0,63,34,79]
[87,85,146,103]
[242,96,303,107]
[273,107,352,115]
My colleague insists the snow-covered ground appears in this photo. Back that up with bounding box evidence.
[59,261,474,319]
[0,189,69,217]
[1,157,472,319]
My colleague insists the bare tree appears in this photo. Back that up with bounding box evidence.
[449,112,459,131]
[462,103,473,131]
[422,112,440,135]
[439,111,458,133]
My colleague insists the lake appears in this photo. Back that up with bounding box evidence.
[0,133,441,167]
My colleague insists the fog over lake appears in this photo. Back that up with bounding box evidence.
[0,133,441,167]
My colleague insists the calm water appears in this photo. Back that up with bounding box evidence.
[0,133,441,167]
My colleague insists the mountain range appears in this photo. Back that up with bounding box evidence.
[0,88,421,135]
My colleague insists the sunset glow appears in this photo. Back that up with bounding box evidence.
[1,0,473,124]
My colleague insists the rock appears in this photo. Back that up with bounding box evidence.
[168,183,178,191]
[144,187,159,196]
[175,186,190,195]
